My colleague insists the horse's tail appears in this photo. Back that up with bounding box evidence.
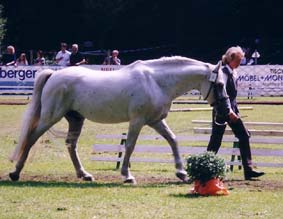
[10,69,53,161]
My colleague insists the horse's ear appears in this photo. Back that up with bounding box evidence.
[213,60,222,73]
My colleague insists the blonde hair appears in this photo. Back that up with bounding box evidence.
[72,44,78,49]
[7,45,15,54]
[222,46,244,65]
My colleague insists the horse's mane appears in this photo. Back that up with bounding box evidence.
[124,56,223,83]
[143,56,208,66]
[141,56,224,85]
[126,56,208,69]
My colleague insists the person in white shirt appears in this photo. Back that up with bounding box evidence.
[55,42,71,66]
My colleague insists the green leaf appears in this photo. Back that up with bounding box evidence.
[186,151,226,183]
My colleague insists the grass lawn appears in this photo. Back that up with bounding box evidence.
[1,97,283,219]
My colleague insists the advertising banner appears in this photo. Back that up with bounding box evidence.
[237,65,283,97]
[1,64,283,97]
[0,65,122,94]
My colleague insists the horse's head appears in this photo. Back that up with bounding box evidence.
[201,61,225,105]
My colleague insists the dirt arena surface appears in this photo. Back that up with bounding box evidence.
[1,173,282,191]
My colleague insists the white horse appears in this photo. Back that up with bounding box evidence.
[9,56,223,184]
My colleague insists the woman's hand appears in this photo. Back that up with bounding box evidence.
[228,111,239,123]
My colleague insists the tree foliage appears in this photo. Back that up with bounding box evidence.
[0,4,6,48]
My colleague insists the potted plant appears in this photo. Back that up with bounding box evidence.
[186,151,229,195]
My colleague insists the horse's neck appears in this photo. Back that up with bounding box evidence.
[151,64,208,100]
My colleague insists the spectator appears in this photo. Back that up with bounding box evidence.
[34,50,45,65]
[240,47,247,65]
[207,46,265,180]
[55,42,71,66]
[1,45,16,66]
[244,47,255,65]
[16,53,29,66]
[103,49,121,65]
[240,56,247,65]
[246,58,255,65]
[69,44,86,66]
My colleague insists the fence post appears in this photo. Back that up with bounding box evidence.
[230,141,242,171]
[116,132,127,169]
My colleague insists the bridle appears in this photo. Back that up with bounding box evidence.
[203,68,219,100]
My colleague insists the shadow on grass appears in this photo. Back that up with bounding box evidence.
[0,180,122,188]
[0,180,188,189]
[170,193,206,199]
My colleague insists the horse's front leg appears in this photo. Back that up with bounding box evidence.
[121,119,144,184]
[149,119,188,182]
[65,112,93,181]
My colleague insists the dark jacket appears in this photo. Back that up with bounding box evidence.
[222,66,239,114]
[213,65,239,120]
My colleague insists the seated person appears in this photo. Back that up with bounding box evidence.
[69,44,86,66]
[1,45,16,66]
[34,50,45,65]
[16,53,29,66]
[102,50,121,65]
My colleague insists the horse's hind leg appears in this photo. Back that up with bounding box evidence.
[149,119,188,182]
[9,121,53,181]
[65,111,93,181]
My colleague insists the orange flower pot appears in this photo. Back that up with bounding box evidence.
[190,178,229,196]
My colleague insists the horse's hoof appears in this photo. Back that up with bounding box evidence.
[9,172,19,181]
[124,178,137,185]
[176,171,189,183]
[82,175,94,181]
[77,172,94,181]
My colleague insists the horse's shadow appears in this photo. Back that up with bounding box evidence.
[0,180,121,188]
[0,179,187,189]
